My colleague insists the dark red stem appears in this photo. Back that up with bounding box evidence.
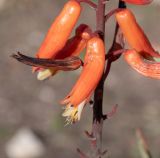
[91,0,106,157]
[91,1,127,157]
[93,0,105,121]
[103,0,126,82]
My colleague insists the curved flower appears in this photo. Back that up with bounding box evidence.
[35,0,81,59]
[35,24,92,80]
[124,49,160,79]
[60,36,105,124]
[32,0,82,79]
[122,0,153,5]
[115,9,160,59]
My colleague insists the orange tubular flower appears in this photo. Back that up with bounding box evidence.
[124,49,160,79]
[35,0,81,59]
[122,0,153,5]
[36,24,92,80]
[115,9,160,59]
[60,36,105,124]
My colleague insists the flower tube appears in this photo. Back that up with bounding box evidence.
[115,9,160,58]
[61,36,105,124]
[124,49,160,79]
[35,0,81,60]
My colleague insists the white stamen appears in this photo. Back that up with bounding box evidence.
[62,106,74,117]
[62,100,86,125]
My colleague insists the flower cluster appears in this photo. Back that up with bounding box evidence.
[12,0,160,125]
[31,0,105,124]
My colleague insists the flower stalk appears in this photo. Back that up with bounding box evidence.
[90,0,127,157]
[90,0,106,157]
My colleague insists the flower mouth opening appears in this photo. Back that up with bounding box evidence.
[62,100,86,125]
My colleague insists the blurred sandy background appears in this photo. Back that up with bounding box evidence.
[0,0,160,158]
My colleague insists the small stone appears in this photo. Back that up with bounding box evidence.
[5,128,45,158]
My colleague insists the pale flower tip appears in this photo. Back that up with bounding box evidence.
[37,69,57,81]
[62,105,73,117]
[62,105,78,125]
[62,100,86,125]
